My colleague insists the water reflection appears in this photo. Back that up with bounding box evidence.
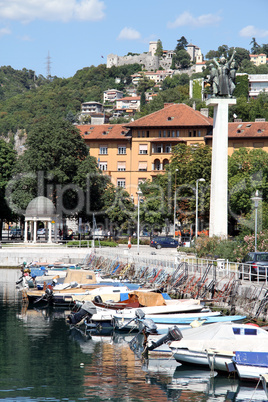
[0,269,268,401]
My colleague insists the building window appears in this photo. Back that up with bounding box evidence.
[117,179,126,188]
[177,130,180,137]
[172,130,175,137]
[163,130,166,137]
[154,159,161,170]
[138,178,146,185]
[159,130,162,137]
[165,145,171,153]
[99,162,107,171]
[233,143,244,148]
[117,162,126,171]
[99,146,108,155]
[138,162,147,171]
[139,144,148,154]
[253,142,264,148]
[142,131,145,138]
[118,145,126,154]
[189,131,192,137]
[146,131,149,138]
[193,130,196,137]
[167,130,170,137]
[138,131,141,138]
[156,145,162,153]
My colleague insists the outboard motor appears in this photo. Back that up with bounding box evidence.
[93,295,103,304]
[33,286,54,304]
[67,301,97,325]
[146,326,183,351]
[141,319,158,335]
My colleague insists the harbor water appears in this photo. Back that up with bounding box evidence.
[0,269,267,402]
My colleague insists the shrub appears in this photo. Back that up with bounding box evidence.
[66,240,118,248]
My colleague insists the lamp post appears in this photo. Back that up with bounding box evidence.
[251,190,262,252]
[174,169,178,238]
[195,178,205,239]
[137,188,142,255]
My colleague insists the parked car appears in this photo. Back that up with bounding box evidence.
[238,252,268,280]
[37,228,46,235]
[10,228,22,239]
[150,236,179,249]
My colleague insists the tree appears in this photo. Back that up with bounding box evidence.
[250,37,261,54]
[137,75,155,94]
[228,148,268,233]
[9,116,101,222]
[155,39,163,58]
[172,37,190,70]
[175,36,188,51]
[0,139,17,239]
[175,49,191,69]
[167,144,211,226]
[140,91,146,110]
[205,49,219,60]
[103,187,135,234]
[261,43,268,57]
[233,75,249,98]
[230,47,250,67]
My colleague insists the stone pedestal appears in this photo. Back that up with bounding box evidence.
[206,98,236,238]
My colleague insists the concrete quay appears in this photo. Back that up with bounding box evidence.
[0,245,91,267]
[0,243,178,267]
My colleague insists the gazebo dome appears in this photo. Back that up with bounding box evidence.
[25,196,56,217]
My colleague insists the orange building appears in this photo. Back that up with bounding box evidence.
[78,103,213,199]
[205,121,268,155]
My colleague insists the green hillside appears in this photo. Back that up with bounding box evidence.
[0,63,141,138]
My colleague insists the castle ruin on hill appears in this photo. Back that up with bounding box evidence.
[107,41,203,71]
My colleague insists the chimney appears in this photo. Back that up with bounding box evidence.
[255,118,266,122]
[200,108,209,118]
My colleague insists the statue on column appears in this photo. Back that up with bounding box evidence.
[208,49,236,98]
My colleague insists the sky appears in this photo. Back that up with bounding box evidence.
[0,0,268,79]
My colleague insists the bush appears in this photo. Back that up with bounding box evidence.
[195,235,238,261]
[66,240,118,248]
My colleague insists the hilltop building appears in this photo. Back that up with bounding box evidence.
[249,53,267,66]
[107,41,204,73]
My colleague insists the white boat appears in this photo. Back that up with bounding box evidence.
[234,351,268,381]
[168,322,268,369]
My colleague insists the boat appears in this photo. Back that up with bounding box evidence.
[25,269,131,307]
[167,322,268,368]
[113,310,246,333]
[234,351,268,382]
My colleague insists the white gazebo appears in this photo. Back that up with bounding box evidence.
[24,196,57,243]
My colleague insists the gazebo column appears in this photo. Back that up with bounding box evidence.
[48,221,52,243]
[30,221,34,242]
[24,221,28,243]
[33,220,37,243]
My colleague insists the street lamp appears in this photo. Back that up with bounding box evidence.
[137,188,142,255]
[251,190,262,252]
[174,169,179,238]
[195,178,206,239]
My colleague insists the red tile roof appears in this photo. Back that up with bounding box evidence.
[125,103,213,128]
[77,124,130,140]
[228,122,268,138]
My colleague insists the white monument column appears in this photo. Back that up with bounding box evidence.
[206,98,236,238]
